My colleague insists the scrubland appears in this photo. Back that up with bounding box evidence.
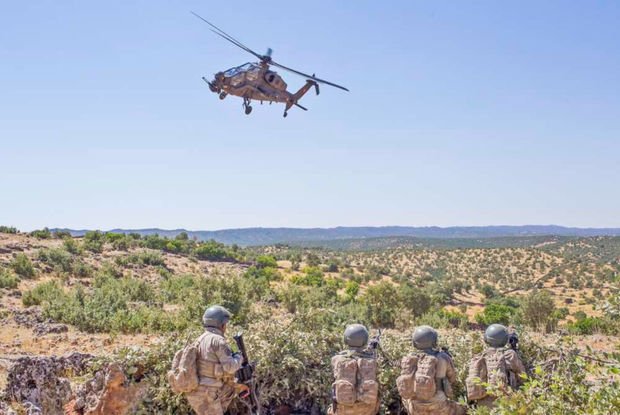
[0,227,618,413]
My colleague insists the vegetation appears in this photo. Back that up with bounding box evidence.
[0,225,18,234]
[2,231,620,413]
[10,253,36,279]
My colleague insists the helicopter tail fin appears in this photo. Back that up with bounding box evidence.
[284,80,318,117]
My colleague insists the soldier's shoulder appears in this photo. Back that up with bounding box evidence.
[436,351,453,361]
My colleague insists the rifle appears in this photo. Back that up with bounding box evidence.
[369,329,382,352]
[508,333,519,351]
[234,333,261,415]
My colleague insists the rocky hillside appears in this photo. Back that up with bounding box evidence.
[0,228,618,414]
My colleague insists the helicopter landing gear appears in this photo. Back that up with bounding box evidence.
[243,97,252,115]
[219,92,227,100]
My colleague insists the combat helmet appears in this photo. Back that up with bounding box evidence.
[344,324,369,348]
[484,324,509,347]
[202,305,232,328]
[412,325,438,350]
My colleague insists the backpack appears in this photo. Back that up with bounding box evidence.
[397,353,439,401]
[331,353,379,407]
[465,354,487,401]
[466,349,509,401]
[413,353,438,401]
[167,334,206,393]
[396,354,419,399]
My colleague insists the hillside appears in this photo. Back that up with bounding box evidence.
[51,225,620,246]
[0,228,619,414]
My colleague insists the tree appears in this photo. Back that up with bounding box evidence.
[520,290,557,332]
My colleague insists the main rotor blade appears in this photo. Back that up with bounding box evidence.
[191,11,264,60]
[270,61,349,91]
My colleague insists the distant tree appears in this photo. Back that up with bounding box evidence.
[30,228,52,239]
[520,289,557,332]
[256,255,278,269]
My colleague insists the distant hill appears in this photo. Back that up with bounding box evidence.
[51,225,620,247]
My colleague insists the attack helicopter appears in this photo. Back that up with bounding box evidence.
[191,12,349,117]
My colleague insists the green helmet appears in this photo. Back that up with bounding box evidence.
[202,305,231,328]
[412,325,438,350]
[344,324,369,348]
[484,324,509,347]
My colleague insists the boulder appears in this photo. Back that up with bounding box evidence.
[4,353,92,415]
[66,363,146,415]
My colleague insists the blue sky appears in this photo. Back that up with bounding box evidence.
[1,1,619,231]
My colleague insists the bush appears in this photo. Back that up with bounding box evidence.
[291,266,325,286]
[83,231,105,253]
[520,289,557,332]
[30,227,52,239]
[361,281,399,328]
[256,255,278,269]
[0,225,18,234]
[193,240,237,261]
[475,303,516,326]
[11,253,36,279]
[0,269,19,289]
[22,280,63,306]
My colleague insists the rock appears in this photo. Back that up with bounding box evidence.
[0,400,18,415]
[67,363,146,415]
[4,353,93,415]
[33,323,69,336]
[12,307,45,328]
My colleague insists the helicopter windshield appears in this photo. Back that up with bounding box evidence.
[223,63,258,77]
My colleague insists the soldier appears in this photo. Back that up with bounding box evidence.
[465,324,526,408]
[328,324,380,415]
[185,305,248,415]
[396,326,466,415]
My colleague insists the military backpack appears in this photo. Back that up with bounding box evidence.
[331,352,379,408]
[396,352,438,401]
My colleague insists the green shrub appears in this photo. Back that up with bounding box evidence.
[475,303,516,326]
[63,238,82,255]
[519,289,557,332]
[256,255,277,269]
[193,240,237,261]
[38,247,73,273]
[22,280,64,306]
[361,281,399,328]
[291,266,324,286]
[0,269,19,289]
[0,225,18,234]
[11,253,36,279]
[30,227,52,239]
[83,231,105,253]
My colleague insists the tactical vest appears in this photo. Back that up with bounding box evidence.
[331,350,379,414]
[466,348,510,401]
[396,352,440,401]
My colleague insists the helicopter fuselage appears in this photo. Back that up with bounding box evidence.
[203,62,318,116]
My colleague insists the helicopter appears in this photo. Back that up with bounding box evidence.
[192,12,349,117]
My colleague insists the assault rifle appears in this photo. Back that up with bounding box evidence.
[508,333,519,351]
[369,329,382,351]
[234,333,261,415]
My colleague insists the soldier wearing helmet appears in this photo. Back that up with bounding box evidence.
[465,324,526,408]
[327,324,380,415]
[185,305,247,415]
[396,326,465,415]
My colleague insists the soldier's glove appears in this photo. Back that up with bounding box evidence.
[369,339,379,349]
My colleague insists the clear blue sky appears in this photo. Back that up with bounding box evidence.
[1,1,619,231]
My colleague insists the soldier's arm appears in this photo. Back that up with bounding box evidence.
[505,350,526,375]
[215,339,243,374]
[442,353,458,384]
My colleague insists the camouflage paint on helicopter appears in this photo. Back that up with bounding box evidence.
[192,12,348,117]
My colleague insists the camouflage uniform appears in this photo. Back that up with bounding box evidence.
[185,327,242,415]
[475,348,525,409]
[327,349,380,415]
[402,351,466,415]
